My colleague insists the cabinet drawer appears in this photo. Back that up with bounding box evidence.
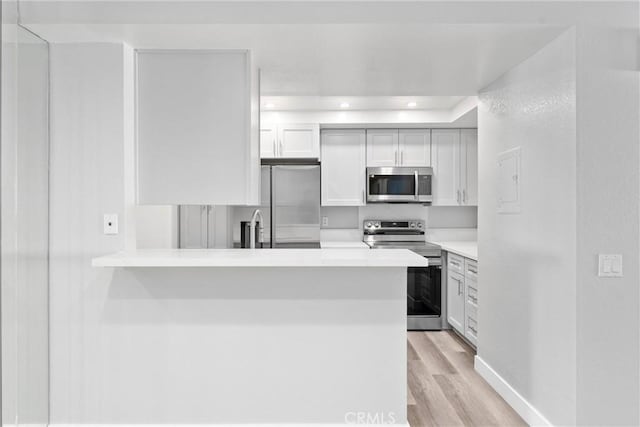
[465,312,478,347]
[466,279,478,309]
[448,253,465,275]
[465,259,478,281]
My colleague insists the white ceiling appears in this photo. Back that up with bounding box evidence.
[21,2,581,97]
[26,23,566,96]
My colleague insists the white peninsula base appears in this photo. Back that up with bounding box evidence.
[89,249,425,425]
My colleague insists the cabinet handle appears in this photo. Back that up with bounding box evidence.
[463,189,467,204]
[457,279,462,295]
[401,151,404,165]
[456,190,461,204]
[395,150,398,165]
[362,190,365,205]
[273,140,277,157]
[279,140,284,156]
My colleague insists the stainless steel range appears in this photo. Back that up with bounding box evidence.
[363,219,444,330]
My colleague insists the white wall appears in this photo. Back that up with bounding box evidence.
[478,20,640,426]
[48,43,131,422]
[575,24,639,425]
[478,29,578,425]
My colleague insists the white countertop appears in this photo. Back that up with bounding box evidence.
[429,241,478,261]
[320,241,370,249]
[91,248,427,268]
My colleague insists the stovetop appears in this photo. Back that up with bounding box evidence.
[362,219,442,258]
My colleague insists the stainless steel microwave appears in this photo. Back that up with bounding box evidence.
[366,167,433,203]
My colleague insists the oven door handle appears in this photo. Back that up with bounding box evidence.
[414,170,419,200]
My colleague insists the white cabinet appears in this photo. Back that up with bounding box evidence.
[447,253,466,333]
[447,276,465,334]
[432,130,461,205]
[464,259,479,347]
[260,123,319,159]
[366,129,431,167]
[279,123,319,158]
[446,252,479,348]
[460,129,478,206]
[179,205,213,248]
[260,125,277,158]
[321,130,366,206]
[366,129,399,166]
[399,129,431,166]
[431,129,477,206]
[136,49,259,205]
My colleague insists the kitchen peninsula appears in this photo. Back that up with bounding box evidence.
[92,248,425,425]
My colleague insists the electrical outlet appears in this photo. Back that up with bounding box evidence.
[104,214,119,235]
[321,216,329,227]
[598,254,623,277]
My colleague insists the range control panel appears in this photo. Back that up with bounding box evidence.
[363,219,425,233]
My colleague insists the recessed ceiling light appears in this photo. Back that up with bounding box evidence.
[407,101,417,108]
[264,102,275,109]
[340,102,350,109]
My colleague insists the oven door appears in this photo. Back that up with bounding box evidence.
[367,167,432,203]
[407,257,443,330]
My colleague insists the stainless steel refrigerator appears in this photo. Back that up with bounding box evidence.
[260,162,321,248]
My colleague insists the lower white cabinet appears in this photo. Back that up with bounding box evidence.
[321,129,366,206]
[446,253,479,347]
[447,270,465,333]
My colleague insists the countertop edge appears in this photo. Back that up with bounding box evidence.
[91,248,428,268]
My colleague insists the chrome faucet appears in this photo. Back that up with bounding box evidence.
[249,209,264,249]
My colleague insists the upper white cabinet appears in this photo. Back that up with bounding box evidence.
[260,123,319,159]
[366,129,431,167]
[460,129,478,206]
[432,130,461,205]
[260,124,278,158]
[431,129,477,206]
[366,129,399,167]
[399,129,431,167]
[136,49,259,205]
[321,130,366,206]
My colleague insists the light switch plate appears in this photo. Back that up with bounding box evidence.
[103,214,118,235]
[321,216,329,227]
[598,254,623,277]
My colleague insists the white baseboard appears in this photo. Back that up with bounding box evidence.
[474,356,553,427]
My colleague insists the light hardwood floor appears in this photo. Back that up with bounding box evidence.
[407,331,527,427]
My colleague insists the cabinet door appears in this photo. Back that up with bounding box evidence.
[460,129,478,206]
[278,123,319,158]
[431,129,461,206]
[179,205,209,248]
[260,125,277,158]
[366,129,399,167]
[137,50,257,205]
[447,270,465,333]
[399,129,431,166]
[321,130,366,206]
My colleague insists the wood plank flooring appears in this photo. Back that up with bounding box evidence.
[407,331,527,427]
